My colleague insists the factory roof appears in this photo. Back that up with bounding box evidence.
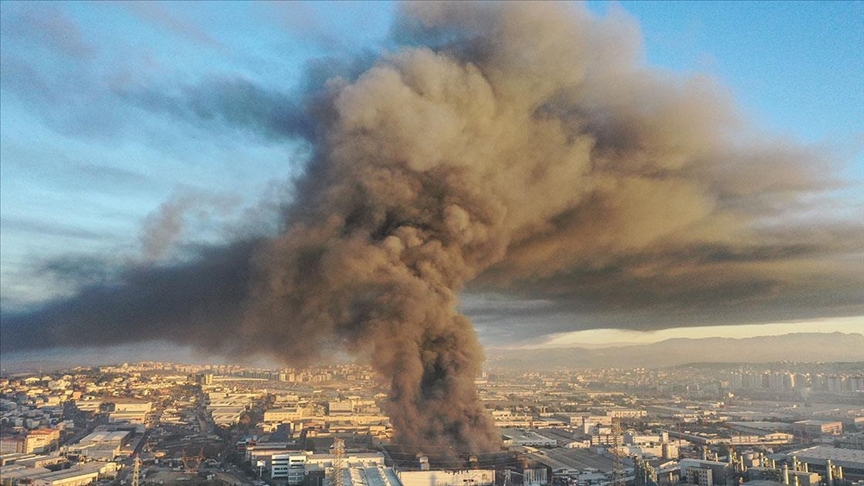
[786,446,864,470]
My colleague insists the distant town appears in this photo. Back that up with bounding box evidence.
[1,361,862,486]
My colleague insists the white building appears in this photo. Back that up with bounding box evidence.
[272,453,308,484]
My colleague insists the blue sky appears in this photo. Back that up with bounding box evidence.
[1,1,862,345]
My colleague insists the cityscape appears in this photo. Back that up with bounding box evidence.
[1,2,863,486]
[1,360,863,486]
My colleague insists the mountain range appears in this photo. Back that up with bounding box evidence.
[486,332,864,369]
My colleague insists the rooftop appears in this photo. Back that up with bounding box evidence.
[786,446,864,470]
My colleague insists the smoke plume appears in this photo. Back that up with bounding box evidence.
[2,3,862,453]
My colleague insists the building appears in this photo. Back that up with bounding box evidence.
[0,452,38,466]
[784,446,864,475]
[24,429,60,454]
[264,407,308,423]
[73,400,101,414]
[683,467,712,486]
[0,462,116,486]
[578,415,614,427]
[247,449,386,482]
[788,471,821,486]
[792,421,843,438]
[68,431,130,461]
[305,452,385,470]
[111,399,152,413]
[32,468,99,486]
[623,432,678,459]
[605,409,647,420]
[398,469,496,486]
[331,466,403,486]
[107,399,151,425]
[328,401,354,416]
[492,411,532,428]
[680,459,732,486]
[0,437,25,454]
[717,433,795,447]
[195,373,214,385]
[502,429,558,447]
[271,453,308,483]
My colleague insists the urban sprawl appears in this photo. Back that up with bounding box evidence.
[1,361,863,486]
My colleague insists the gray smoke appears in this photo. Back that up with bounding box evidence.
[139,191,239,261]
[2,3,862,454]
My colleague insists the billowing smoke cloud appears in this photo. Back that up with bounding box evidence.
[2,3,863,453]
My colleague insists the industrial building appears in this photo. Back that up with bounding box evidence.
[66,431,129,461]
[397,469,497,486]
[106,399,151,425]
[792,421,843,438]
[0,429,60,454]
[784,446,864,478]
[246,448,386,483]
[265,407,309,423]
[0,461,116,486]
[502,429,558,447]
[679,459,732,486]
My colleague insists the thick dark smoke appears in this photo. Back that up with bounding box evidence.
[2,3,862,453]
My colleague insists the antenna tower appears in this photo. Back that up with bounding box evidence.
[332,438,346,486]
[612,418,623,486]
[131,455,141,486]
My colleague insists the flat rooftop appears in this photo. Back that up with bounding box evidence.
[383,446,518,471]
[531,448,617,473]
[785,446,864,470]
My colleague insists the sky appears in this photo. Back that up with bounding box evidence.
[538,315,864,349]
[1,1,862,356]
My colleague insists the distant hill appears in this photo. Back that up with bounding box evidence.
[486,332,864,369]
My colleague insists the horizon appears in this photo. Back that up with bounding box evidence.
[3,329,863,376]
[1,2,862,378]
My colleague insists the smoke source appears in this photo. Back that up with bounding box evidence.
[2,3,862,453]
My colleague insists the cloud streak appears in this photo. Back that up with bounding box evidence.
[122,76,315,142]
[119,2,224,50]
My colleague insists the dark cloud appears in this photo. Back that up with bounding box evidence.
[3,2,862,454]
[2,241,258,354]
[0,49,128,139]
[34,256,114,288]
[0,4,95,59]
[122,76,316,142]
[0,4,299,144]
